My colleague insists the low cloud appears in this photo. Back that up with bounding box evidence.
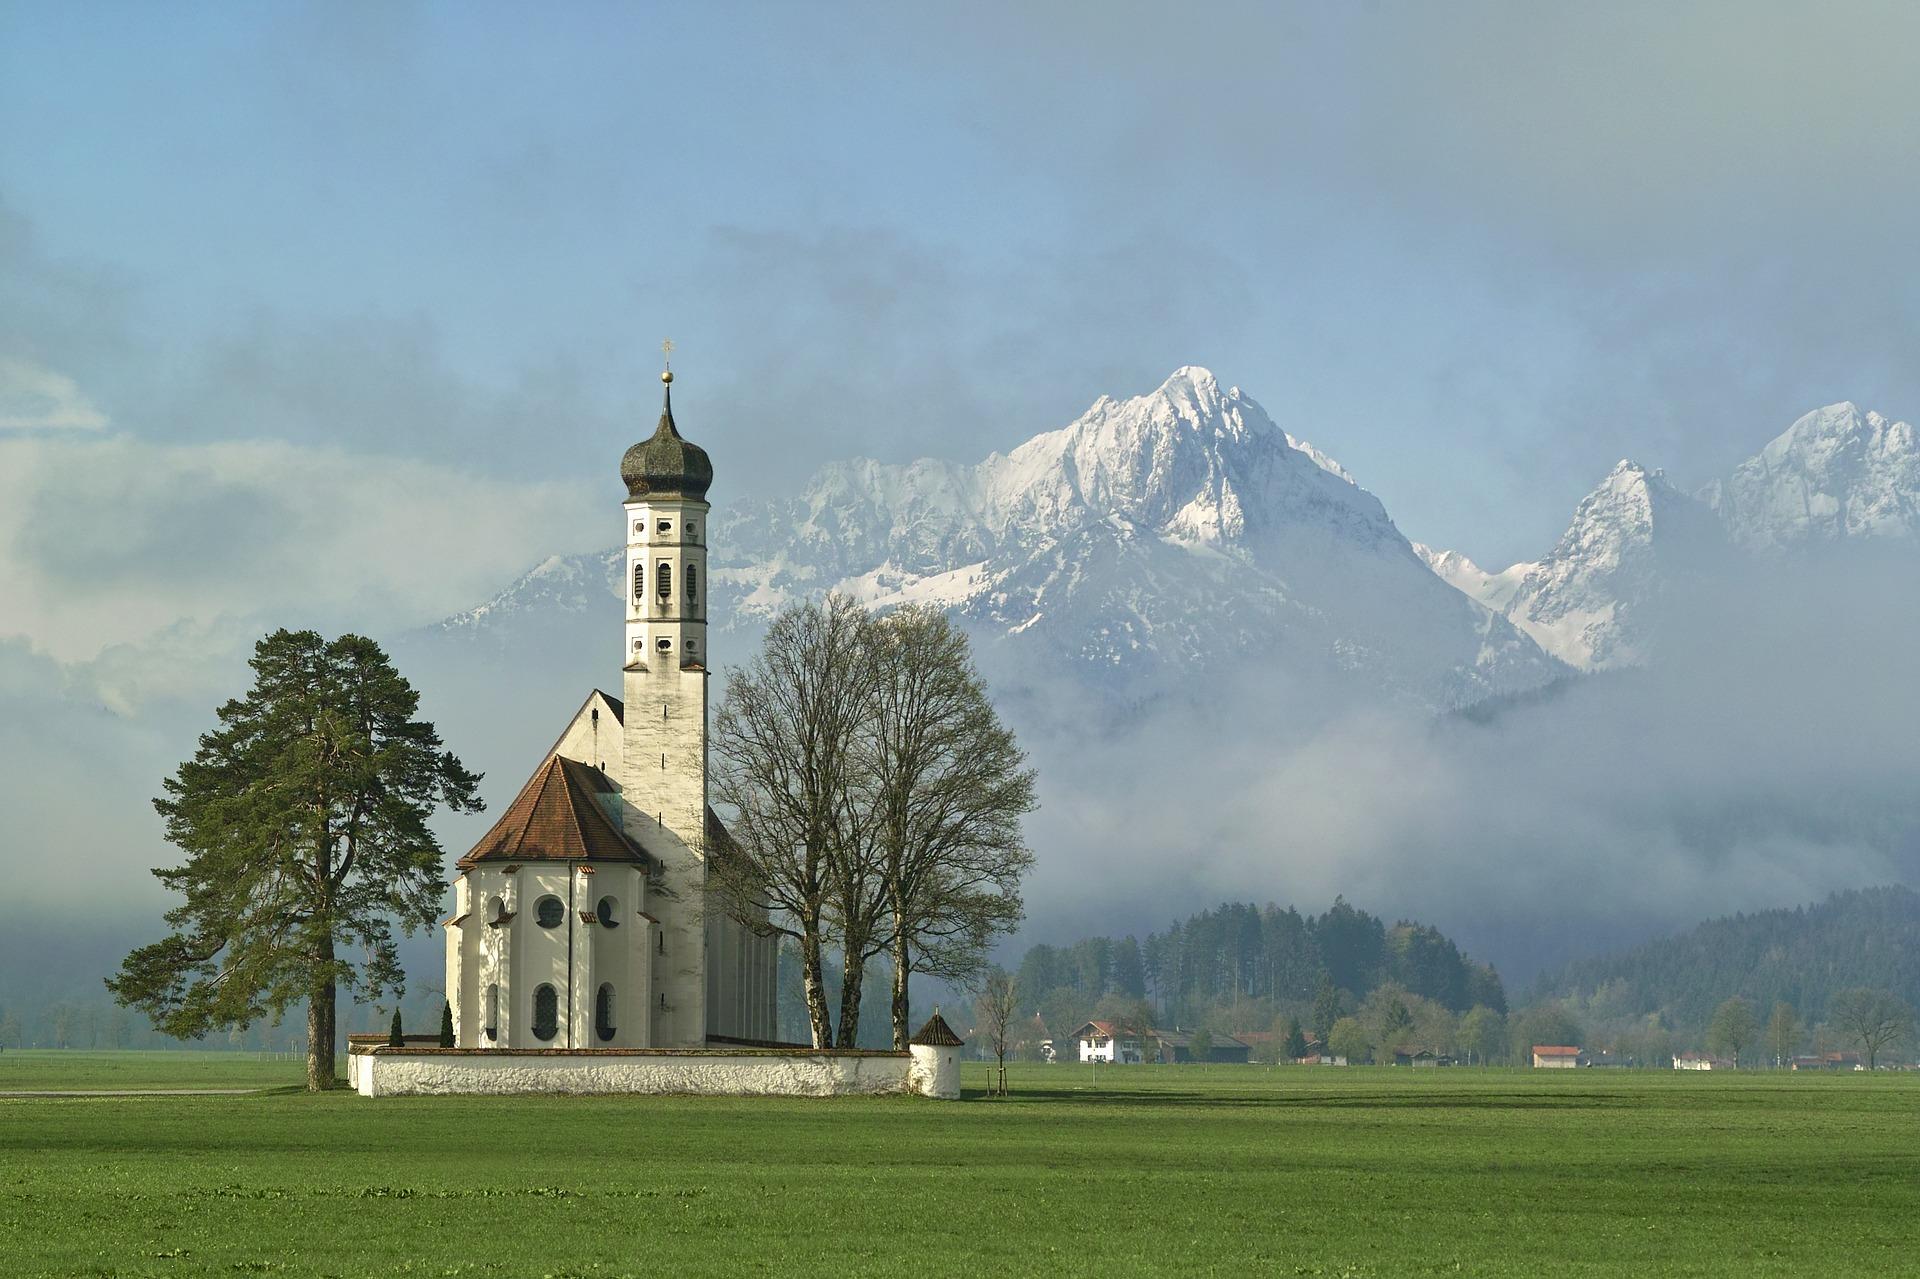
[0,431,600,668]
[0,357,108,430]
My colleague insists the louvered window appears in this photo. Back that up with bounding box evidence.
[657,562,672,600]
[686,564,698,603]
[632,561,643,603]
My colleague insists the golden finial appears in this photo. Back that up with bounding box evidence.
[661,337,674,384]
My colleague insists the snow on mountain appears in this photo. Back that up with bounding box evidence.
[1419,463,1724,671]
[442,368,1565,710]
[1703,402,1920,552]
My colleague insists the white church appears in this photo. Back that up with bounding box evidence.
[440,365,780,1051]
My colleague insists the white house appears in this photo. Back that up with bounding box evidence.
[441,369,778,1052]
[1073,1020,1144,1064]
[1531,1044,1582,1068]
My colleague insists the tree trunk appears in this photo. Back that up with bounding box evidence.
[799,928,832,1049]
[306,980,336,1091]
[889,929,912,1051]
[835,940,867,1048]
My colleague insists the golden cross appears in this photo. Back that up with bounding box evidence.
[661,337,674,372]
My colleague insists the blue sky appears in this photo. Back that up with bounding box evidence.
[4,0,1919,635]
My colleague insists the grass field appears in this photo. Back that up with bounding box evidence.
[2,1053,1916,1277]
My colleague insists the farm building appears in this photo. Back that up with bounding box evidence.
[1532,1045,1582,1068]
[1074,1021,1145,1064]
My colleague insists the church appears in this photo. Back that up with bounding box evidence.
[440,363,780,1051]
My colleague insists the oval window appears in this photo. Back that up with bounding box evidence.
[597,896,619,927]
[535,896,565,929]
[532,984,559,1042]
[686,564,698,603]
[596,983,616,1043]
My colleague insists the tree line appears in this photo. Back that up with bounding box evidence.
[1010,897,1508,1056]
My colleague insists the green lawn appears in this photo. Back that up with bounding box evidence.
[1,1058,1915,1277]
[0,1050,302,1092]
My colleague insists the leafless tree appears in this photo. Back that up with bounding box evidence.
[862,606,1037,1048]
[1828,987,1915,1071]
[711,596,875,1047]
[975,967,1019,1095]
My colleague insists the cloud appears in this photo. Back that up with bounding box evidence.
[0,357,107,430]
[0,431,600,668]
[1011,547,1920,982]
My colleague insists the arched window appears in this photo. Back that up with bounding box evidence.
[632,561,643,603]
[535,896,564,929]
[656,561,672,601]
[596,983,616,1042]
[532,984,558,1042]
[486,896,505,925]
[596,896,619,927]
[686,564,698,603]
[484,983,499,1042]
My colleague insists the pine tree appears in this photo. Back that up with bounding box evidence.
[107,630,482,1090]
[388,1007,405,1048]
[439,1000,456,1048]
[1282,1015,1308,1061]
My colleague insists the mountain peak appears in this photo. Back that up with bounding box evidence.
[1713,401,1919,551]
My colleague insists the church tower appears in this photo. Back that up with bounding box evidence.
[618,359,714,1048]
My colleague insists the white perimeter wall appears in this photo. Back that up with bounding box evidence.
[354,1047,959,1099]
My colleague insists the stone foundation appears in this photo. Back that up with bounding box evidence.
[349,1044,959,1099]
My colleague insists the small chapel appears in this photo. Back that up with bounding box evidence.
[440,362,780,1051]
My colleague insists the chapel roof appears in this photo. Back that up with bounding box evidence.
[910,1012,966,1047]
[457,753,652,870]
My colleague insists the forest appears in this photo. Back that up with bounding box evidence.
[1008,898,1508,1057]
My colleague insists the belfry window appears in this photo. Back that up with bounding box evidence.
[596,984,616,1042]
[532,984,558,1042]
[632,562,644,603]
[535,896,564,929]
[657,562,672,601]
[597,896,619,927]
[657,519,672,535]
[686,564,697,603]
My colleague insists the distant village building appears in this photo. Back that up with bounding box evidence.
[1532,1045,1582,1069]
[1672,1052,1732,1071]
[1790,1052,1864,1071]
[1074,1021,1144,1064]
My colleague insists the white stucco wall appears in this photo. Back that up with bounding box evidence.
[908,1044,961,1100]
[354,1050,940,1098]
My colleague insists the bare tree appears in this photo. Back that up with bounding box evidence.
[863,607,1037,1048]
[975,967,1020,1095]
[711,597,875,1047]
[1828,988,1915,1071]
[1766,1001,1799,1068]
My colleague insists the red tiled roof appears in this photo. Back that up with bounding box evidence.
[457,754,651,869]
[1532,1045,1581,1056]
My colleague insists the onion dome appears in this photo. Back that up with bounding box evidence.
[620,371,713,501]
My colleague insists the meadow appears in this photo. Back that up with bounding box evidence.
[2,1053,1915,1277]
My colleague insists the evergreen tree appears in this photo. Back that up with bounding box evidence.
[1312,977,1342,1043]
[387,1006,405,1048]
[107,630,482,1091]
[1282,1016,1308,1061]
[439,1000,456,1048]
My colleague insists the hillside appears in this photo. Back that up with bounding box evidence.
[1527,886,1920,1035]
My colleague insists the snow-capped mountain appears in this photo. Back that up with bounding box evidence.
[1417,401,1918,671]
[1423,462,1724,670]
[442,368,1565,711]
[1704,402,1920,552]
